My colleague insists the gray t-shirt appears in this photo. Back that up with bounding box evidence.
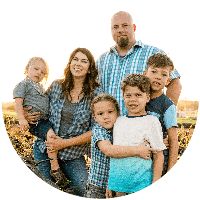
[13,78,49,117]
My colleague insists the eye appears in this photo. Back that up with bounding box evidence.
[122,24,129,29]
[162,73,168,77]
[97,112,103,116]
[135,93,142,97]
[81,59,89,64]
[108,110,114,114]
[151,70,157,73]
[72,57,78,61]
[125,94,131,98]
[113,25,119,30]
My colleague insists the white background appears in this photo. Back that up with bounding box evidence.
[0,0,200,199]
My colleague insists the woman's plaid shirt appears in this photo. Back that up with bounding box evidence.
[36,80,102,160]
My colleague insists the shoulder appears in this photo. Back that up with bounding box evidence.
[114,116,127,125]
[92,123,112,141]
[97,50,113,65]
[13,79,29,92]
[48,79,62,91]
[149,94,174,112]
[160,94,175,109]
[93,86,103,97]
[137,40,164,54]
[145,114,160,124]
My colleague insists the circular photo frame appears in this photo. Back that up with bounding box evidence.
[0,0,199,200]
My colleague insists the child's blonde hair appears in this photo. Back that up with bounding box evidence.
[91,93,120,116]
[24,57,49,80]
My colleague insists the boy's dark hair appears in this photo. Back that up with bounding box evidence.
[91,93,120,116]
[147,53,174,71]
[121,74,151,94]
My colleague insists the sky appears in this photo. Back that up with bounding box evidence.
[0,0,200,200]
[0,0,200,102]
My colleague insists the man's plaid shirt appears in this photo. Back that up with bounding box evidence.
[97,40,181,115]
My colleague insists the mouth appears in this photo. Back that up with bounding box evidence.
[152,81,161,86]
[128,104,138,109]
[73,66,82,72]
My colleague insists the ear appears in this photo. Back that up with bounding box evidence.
[133,24,136,32]
[165,78,171,86]
[146,94,150,103]
[92,113,96,120]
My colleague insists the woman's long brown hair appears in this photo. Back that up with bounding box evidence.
[60,48,99,98]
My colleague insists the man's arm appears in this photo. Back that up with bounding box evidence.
[166,78,182,105]
[167,127,179,171]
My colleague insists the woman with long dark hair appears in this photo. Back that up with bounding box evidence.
[27,48,101,196]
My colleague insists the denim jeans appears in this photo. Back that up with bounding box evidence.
[33,141,88,197]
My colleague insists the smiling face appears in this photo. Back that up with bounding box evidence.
[93,100,118,130]
[70,51,90,80]
[26,59,47,83]
[145,65,171,93]
[123,85,150,116]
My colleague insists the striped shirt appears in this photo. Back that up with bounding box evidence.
[87,123,112,188]
[36,80,102,160]
[97,40,181,115]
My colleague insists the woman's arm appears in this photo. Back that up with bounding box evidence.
[97,140,151,159]
[46,130,92,151]
[167,127,179,171]
[152,151,164,183]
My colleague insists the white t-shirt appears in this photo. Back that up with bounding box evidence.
[113,115,166,151]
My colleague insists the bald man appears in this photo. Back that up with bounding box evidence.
[97,11,182,116]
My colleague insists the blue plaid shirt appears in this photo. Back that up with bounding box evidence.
[88,123,112,188]
[97,40,181,115]
[35,80,102,160]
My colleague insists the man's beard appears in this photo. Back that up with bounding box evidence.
[118,37,129,48]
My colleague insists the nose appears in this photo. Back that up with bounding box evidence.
[103,113,109,120]
[118,26,125,33]
[155,73,162,80]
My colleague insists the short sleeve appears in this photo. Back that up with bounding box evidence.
[147,118,166,151]
[170,69,181,80]
[13,81,27,99]
[92,124,112,149]
[163,104,177,129]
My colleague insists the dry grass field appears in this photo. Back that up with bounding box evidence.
[1,100,198,191]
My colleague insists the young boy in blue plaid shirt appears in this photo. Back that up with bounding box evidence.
[85,93,152,198]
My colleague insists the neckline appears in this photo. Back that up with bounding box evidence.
[126,114,147,118]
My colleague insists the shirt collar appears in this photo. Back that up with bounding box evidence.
[110,40,144,56]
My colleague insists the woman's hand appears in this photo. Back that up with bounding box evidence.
[24,106,41,124]
[45,135,67,151]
